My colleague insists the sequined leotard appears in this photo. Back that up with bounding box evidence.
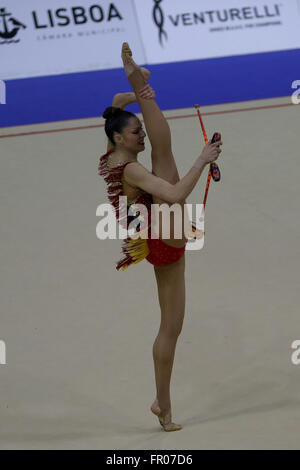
[98,150,188,271]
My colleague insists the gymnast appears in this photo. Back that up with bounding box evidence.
[98,42,222,431]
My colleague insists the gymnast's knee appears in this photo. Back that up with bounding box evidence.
[160,321,184,339]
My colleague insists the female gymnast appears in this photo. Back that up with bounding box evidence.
[99,43,222,432]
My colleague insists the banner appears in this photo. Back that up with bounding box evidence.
[133,0,300,64]
[0,0,145,79]
[1,0,300,80]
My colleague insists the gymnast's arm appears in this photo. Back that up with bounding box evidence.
[123,161,207,204]
[106,93,137,154]
[123,142,222,203]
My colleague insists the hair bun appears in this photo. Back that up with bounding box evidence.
[102,106,122,120]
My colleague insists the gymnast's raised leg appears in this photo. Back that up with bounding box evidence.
[121,43,190,249]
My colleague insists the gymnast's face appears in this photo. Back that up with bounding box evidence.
[114,117,146,153]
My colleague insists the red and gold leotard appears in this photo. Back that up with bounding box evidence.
[99,150,190,271]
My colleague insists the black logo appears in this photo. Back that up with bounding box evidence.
[0,7,26,44]
[152,0,167,46]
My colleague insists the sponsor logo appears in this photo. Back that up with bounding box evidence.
[0,7,26,44]
[151,2,283,46]
[32,3,122,29]
[152,0,168,46]
[0,3,124,45]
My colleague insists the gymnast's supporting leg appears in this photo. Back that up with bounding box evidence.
[151,255,185,431]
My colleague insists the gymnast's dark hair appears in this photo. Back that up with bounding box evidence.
[102,106,136,145]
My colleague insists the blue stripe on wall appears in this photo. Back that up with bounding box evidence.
[0,48,299,128]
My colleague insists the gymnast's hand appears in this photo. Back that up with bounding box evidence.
[200,140,223,164]
[138,84,156,100]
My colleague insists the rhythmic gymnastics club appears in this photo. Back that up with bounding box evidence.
[194,104,221,212]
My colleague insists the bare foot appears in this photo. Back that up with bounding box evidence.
[121,42,147,83]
